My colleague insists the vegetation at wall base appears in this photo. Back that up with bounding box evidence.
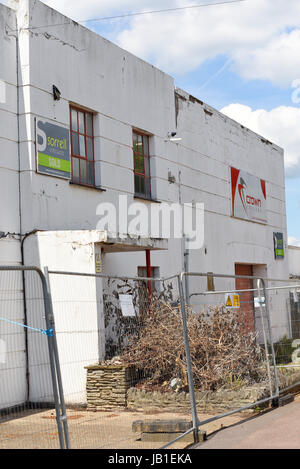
[120,299,268,393]
[271,336,295,365]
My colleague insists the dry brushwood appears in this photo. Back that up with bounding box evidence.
[120,298,267,392]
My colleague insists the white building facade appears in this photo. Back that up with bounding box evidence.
[0,0,290,408]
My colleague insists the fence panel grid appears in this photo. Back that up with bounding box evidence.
[47,272,196,449]
[3,267,300,449]
[263,279,300,394]
[183,272,280,428]
[0,268,62,449]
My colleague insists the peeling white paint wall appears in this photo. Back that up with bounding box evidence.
[0,4,20,263]
[24,231,106,404]
[0,3,26,410]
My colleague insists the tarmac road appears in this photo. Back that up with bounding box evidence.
[196,394,300,449]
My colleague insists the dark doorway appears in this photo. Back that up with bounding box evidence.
[235,264,255,334]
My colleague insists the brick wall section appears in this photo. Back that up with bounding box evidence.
[127,387,270,413]
[85,365,300,412]
[85,365,137,410]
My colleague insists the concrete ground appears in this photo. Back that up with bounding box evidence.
[0,406,254,449]
[195,393,300,449]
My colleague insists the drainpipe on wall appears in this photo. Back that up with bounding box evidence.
[13,11,32,403]
[15,26,21,248]
[13,11,32,405]
[20,230,40,402]
[12,4,36,405]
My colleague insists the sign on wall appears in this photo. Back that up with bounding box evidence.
[95,252,103,273]
[119,295,136,317]
[273,232,284,259]
[225,293,240,309]
[36,119,71,179]
[231,167,267,224]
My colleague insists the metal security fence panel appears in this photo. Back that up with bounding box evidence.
[180,272,279,431]
[262,279,300,394]
[47,271,199,449]
[0,267,66,449]
[263,280,294,344]
[290,289,300,340]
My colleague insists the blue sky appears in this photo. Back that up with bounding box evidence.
[173,55,300,243]
[2,0,300,244]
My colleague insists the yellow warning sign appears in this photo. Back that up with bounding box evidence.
[225,295,232,307]
[232,294,240,308]
[225,293,240,309]
[95,253,102,274]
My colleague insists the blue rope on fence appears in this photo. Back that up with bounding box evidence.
[0,317,53,336]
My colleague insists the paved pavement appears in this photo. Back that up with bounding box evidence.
[0,407,248,449]
[196,394,300,449]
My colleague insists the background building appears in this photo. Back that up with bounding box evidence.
[0,0,290,408]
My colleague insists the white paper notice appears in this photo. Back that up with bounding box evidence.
[119,294,136,317]
[254,297,265,308]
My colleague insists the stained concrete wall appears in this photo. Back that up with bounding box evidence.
[24,231,106,404]
[0,3,21,263]
[0,3,26,410]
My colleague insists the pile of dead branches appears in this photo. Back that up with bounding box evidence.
[120,298,267,391]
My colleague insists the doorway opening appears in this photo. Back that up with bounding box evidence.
[234,264,255,334]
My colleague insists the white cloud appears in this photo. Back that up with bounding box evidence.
[115,0,300,86]
[3,0,300,87]
[233,30,300,87]
[44,0,173,22]
[288,236,300,247]
[2,0,171,20]
[220,103,300,177]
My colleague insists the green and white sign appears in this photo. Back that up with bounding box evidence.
[274,232,284,259]
[36,119,71,179]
